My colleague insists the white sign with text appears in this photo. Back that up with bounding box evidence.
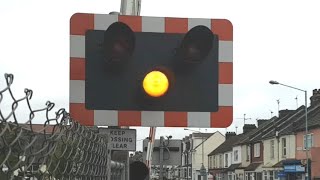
[100,128,136,151]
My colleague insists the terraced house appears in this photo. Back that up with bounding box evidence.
[207,132,240,179]
[207,89,320,180]
[294,89,320,179]
[207,124,263,180]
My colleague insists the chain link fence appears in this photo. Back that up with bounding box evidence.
[0,73,117,180]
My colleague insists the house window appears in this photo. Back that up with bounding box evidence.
[245,172,254,180]
[212,156,214,168]
[270,140,275,159]
[281,138,287,157]
[209,156,212,168]
[234,150,239,162]
[225,154,229,167]
[231,153,233,164]
[269,171,274,180]
[245,173,249,180]
[254,143,260,157]
[274,171,279,180]
[250,172,256,180]
[263,171,267,180]
[246,145,250,161]
[228,172,233,180]
[213,155,216,168]
[219,154,223,168]
[304,134,313,149]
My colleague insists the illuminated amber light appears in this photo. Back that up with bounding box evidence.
[143,71,169,97]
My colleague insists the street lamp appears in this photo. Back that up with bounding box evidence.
[269,80,309,180]
[184,128,207,177]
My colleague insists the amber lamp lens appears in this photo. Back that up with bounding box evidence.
[143,71,169,97]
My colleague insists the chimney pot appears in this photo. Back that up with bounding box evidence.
[225,132,236,139]
[313,89,317,94]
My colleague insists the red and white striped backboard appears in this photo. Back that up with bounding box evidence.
[69,13,233,128]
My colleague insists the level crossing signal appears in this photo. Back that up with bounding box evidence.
[86,18,218,112]
[70,13,233,127]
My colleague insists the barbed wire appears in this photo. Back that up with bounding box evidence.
[0,73,109,180]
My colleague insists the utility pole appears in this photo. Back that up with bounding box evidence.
[159,136,164,180]
[202,135,204,166]
[159,136,172,180]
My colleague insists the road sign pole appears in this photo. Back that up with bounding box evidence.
[119,2,142,180]
[121,2,158,177]
[120,0,140,15]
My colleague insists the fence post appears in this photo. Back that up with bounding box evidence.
[106,135,112,180]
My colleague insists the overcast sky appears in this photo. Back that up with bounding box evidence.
[1,0,320,151]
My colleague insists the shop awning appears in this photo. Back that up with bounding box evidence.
[273,159,301,168]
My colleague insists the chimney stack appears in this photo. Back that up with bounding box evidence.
[310,89,320,107]
[257,119,268,127]
[243,124,257,134]
[278,109,294,118]
[225,132,236,139]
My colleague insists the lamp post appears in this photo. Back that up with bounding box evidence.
[269,80,309,180]
[184,128,207,179]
